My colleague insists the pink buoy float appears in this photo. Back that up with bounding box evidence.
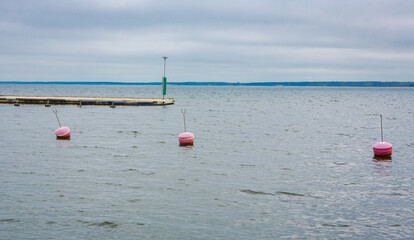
[373,114,392,157]
[52,109,71,140]
[178,109,194,146]
[179,132,194,146]
[55,126,71,139]
[373,142,392,156]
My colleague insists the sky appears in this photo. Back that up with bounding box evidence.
[1,0,414,83]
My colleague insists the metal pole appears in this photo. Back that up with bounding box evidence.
[181,109,187,132]
[163,56,167,77]
[380,114,383,142]
[53,109,62,128]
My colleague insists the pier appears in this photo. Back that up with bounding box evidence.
[0,95,174,106]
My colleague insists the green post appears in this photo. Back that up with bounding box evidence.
[162,76,167,96]
[162,56,168,99]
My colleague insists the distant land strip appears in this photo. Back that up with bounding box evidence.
[1,81,414,87]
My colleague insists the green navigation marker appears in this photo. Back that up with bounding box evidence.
[162,56,168,99]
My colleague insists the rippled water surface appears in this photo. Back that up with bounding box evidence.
[1,84,413,239]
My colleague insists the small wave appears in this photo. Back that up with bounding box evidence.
[275,191,306,197]
[0,219,20,223]
[240,190,275,196]
[337,133,353,137]
[333,162,348,166]
[123,168,138,172]
[388,193,404,196]
[241,189,308,197]
[240,164,256,167]
[322,223,350,228]
[89,221,118,228]
[118,130,141,135]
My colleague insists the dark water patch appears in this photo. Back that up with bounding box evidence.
[333,162,348,166]
[365,225,380,228]
[89,221,119,228]
[118,130,141,136]
[322,223,351,228]
[164,187,182,192]
[113,154,130,158]
[136,223,145,226]
[240,190,275,196]
[388,193,404,196]
[106,183,122,186]
[241,190,309,198]
[390,224,401,227]
[275,191,306,197]
[337,133,353,138]
[240,164,256,167]
[77,169,85,172]
[94,146,110,149]
[123,168,138,172]
[343,182,357,186]
[0,219,20,223]
[218,203,231,207]
[128,199,141,203]
[213,173,228,176]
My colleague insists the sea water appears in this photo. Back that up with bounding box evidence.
[1,84,413,239]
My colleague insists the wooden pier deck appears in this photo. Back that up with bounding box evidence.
[0,95,174,106]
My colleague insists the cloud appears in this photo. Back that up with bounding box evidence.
[0,0,413,82]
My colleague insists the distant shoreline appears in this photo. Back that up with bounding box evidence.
[1,81,413,87]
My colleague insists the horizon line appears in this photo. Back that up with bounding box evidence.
[0,81,414,87]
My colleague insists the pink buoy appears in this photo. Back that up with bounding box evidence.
[55,126,71,139]
[178,109,194,146]
[373,142,392,156]
[52,109,70,140]
[178,132,194,146]
[373,114,392,157]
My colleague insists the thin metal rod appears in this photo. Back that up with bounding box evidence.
[181,109,187,132]
[53,109,62,127]
[163,56,168,77]
[380,114,383,142]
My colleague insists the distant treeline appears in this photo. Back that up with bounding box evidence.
[1,81,414,87]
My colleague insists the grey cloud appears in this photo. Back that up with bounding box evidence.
[0,0,413,82]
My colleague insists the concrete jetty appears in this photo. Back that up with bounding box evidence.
[0,95,174,106]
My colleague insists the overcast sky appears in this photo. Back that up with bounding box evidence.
[1,0,413,82]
